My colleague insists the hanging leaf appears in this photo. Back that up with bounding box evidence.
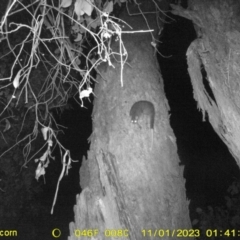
[35,162,46,180]
[41,127,49,140]
[103,1,113,14]
[61,0,72,8]
[85,16,101,29]
[82,0,93,16]
[74,0,93,20]
[13,69,21,89]
[74,33,83,42]
[40,150,48,162]
[79,87,93,107]
[47,139,53,147]
[80,87,93,99]
[3,119,11,132]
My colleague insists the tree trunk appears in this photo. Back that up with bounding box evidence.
[171,0,240,167]
[69,1,191,239]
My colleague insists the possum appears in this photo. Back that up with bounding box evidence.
[130,100,155,149]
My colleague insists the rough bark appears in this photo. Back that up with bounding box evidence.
[171,0,240,167]
[69,1,191,240]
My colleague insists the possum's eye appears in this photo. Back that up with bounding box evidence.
[132,118,138,123]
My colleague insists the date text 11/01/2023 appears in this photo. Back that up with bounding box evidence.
[141,229,240,238]
[73,229,240,238]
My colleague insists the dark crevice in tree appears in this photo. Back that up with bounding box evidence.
[200,63,217,105]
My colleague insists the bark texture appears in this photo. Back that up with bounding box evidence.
[172,0,240,166]
[69,1,191,239]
